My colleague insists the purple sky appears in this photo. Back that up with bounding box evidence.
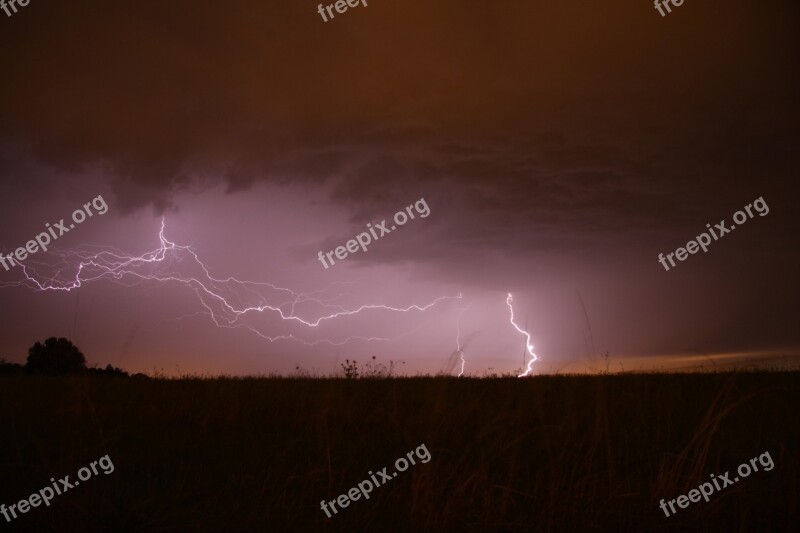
[1,1,798,375]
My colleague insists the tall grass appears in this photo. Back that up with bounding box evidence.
[0,371,797,530]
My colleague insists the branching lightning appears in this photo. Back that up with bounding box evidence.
[2,221,545,376]
[507,292,538,377]
[2,219,462,346]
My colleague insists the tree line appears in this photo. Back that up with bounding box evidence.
[0,337,135,377]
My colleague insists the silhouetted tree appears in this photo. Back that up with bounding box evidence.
[87,364,129,377]
[0,358,23,375]
[25,337,87,375]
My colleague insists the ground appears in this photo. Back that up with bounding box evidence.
[1,371,797,531]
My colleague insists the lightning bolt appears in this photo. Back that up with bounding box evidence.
[2,219,462,347]
[454,302,472,377]
[506,292,538,377]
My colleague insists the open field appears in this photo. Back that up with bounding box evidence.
[1,371,798,531]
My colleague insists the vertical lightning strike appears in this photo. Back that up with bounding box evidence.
[506,293,537,377]
[456,331,466,377]
[454,302,472,377]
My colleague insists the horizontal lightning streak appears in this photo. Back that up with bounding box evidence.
[4,219,462,346]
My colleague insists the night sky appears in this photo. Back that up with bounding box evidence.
[1,1,798,375]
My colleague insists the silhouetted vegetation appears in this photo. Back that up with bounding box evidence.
[87,364,130,378]
[25,337,87,375]
[2,337,131,377]
[338,356,405,378]
[340,358,359,379]
[0,370,796,530]
[0,359,23,375]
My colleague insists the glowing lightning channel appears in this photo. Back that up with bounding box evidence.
[2,219,462,347]
[506,292,537,377]
[454,302,472,377]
